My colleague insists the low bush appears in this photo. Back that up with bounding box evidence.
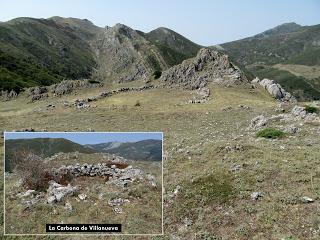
[152,70,162,79]
[304,105,318,114]
[134,100,141,106]
[12,150,73,191]
[256,128,285,139]
[13,151,52,191]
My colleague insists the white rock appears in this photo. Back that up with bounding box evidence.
[301,196,314,203]
[78,193,87,200]
[251,192,263,201]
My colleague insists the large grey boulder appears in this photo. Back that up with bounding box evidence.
[252,78,296,102]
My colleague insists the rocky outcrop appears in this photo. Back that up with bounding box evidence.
[159,48,247,89]
[26,79,103,101]
[1,90,18,101]
[252,77,296,102]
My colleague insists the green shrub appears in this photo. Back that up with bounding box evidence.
[304,105,318,114]
[134,100,141,106]
[88,79,101,84]
[256,128,285,139]
[152,70,162,79]
[184,171,233,204]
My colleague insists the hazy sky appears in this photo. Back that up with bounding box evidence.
[1,0,320,45]
[5,132,163,145]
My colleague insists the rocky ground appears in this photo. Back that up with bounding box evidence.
[4,152,162,235]
[0,78,319,239]
[0,48,319,239]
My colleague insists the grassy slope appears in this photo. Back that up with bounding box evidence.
[0,17,98,92]
[1,82,319,238]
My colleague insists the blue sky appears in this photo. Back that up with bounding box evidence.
[4,132,163,145]
[1,0,319,45]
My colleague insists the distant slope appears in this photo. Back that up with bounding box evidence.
[221,22,320,66]
[145,27,202,66]
[5,138,95,171]
[0,17,101,92]
[87,139,162,161]
[220,22,320,100]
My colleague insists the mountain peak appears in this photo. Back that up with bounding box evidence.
[255,22,302,38]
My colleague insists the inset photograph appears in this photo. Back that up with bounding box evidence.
[4,132,163,235]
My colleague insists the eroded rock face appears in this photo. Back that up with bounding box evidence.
[252,78,296,102]
[160,48,247,89]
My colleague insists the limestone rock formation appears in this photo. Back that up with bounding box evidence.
[159,48,247,89]
[252,77,296,102]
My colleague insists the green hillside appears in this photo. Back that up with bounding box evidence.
[145,27,201,66]
[5,138,95,171]
[0,17,100,92]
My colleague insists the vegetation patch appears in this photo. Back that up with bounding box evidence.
[256,128,285,139]
[152,70,162,79]
[304,105,318,114]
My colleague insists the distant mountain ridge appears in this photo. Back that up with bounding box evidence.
[1,17,319,100]
[86,139,162,161]
[5,137,162,171]
[0,16,201,92]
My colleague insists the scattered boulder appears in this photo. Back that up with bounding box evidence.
[64,201,73,211]
[291,106,307,118]
[249,115,268,129]
[113,207,123,214]
[188,87,210,104]
[251,191,263,201]
[46,180,77,204]
[108,198,130,207]
[78,193,87,201]
[301,196,314,203]
[16,189,36,198]
[283,125,299,134]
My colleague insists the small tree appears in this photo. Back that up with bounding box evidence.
[13,150,53,191]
